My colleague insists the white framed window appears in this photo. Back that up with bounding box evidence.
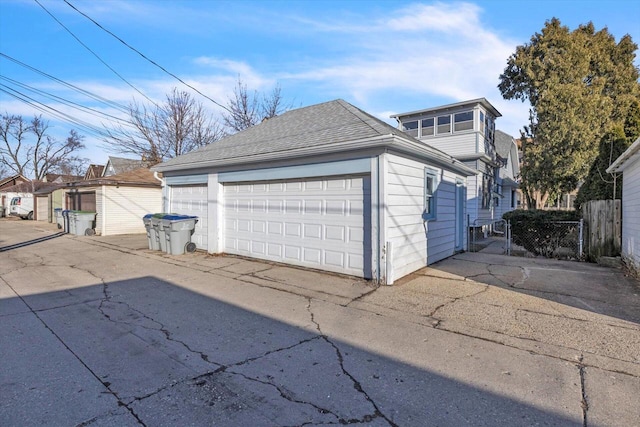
[479,111,485,134]
[421,118,434,136]
[402,120,418,137]
[454,111,474,131]
[437,115,451,134]
[424,168,438,220]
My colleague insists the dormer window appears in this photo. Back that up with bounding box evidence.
[454,111,474,131]
[421,118,434,136]
[437,115,451,134]
[403,120,418,137]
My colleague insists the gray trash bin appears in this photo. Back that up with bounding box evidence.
[151,214,169,252]
[162,214,198,255]
[68,211,77,235]
[74,211,96,236]
[54,208,63,229]
[62,210,71,233]
[143,214,159,250]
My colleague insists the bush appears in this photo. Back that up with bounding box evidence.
[503,210,581,257]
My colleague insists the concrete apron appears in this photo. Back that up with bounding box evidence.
[1,218,639,426]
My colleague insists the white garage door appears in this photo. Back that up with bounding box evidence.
[170,185,208,250]
[224,176,368,277]
[36,196,48,221]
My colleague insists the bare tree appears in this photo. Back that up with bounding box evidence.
[222,78,291,133]
[104,88,225,164]
[0,114,86,180]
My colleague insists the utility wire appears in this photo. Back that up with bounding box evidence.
[0,75,134,127]
[63,0,232,113]
[34,0,159,108]
[1,85,117,140]
[0,52,131,114]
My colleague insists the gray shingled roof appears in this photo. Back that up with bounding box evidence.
[494,130,515,158]
[105,157,147,176]
[155,99,411,171]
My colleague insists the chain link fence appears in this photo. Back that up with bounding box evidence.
[508,219,584,260]
[468,218,584,260]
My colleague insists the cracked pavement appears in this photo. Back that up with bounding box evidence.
[1,219,639,426]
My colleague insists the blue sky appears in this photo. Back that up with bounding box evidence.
[1,0,639,166]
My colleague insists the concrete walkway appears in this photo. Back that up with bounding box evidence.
[1,218,638,426]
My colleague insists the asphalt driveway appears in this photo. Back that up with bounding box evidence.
[1,218,638,426]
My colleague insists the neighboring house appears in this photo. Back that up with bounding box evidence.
[33,183,68,222]
[84,164,105,180]
[62,168,162,236]
[0,174,29,214]
[102,156,148,177]
[494,130,520,217]
[390,98,502,234]
[606,136,640,276]
[153,99,476,284]
[0,181,50,220]
[43,173,82,183]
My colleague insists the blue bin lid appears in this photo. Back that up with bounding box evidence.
[143,213,154,219]
[163,214,197,221]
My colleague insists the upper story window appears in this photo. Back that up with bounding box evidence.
[454,111,474,131]
[437,115,451,134]
[421,118,434,136]
[479,111,485,134]
[403,120,418,137]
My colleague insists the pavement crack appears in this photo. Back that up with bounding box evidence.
[344,285,381,307]
[1,278,146,426]
[578,354,589,427]
[229,370,341,421]
[306,298,398,427]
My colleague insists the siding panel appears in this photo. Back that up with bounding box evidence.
[385,154,466,280]
[102,187,162,236]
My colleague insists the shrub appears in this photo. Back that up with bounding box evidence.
[503,210,581,257]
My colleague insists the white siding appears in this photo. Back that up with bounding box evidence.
[36,196,48,221]
[385,154,465,280]
[99,186,162,236]
[418,132,477,158]
[621,158,640,271]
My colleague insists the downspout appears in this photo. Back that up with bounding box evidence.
[153,171,167,212]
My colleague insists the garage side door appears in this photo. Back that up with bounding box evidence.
[224,176,368,277]
[170,185,208,250]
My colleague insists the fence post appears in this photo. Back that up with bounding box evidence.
[507,220,511,256]
[578,218,584,258]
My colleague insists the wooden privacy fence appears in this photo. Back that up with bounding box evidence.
[582,200,621,260]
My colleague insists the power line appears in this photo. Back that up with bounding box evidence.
[33,0,158,108]
[0,52,131,115]
[0,75,134,127]
[63,0,232,114]
[1,85,117,140]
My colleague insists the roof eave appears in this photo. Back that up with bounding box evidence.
[606,136,640,173]
[153,134,476,176]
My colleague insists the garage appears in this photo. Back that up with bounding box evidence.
[35,195,48,221]
[170,184,208,250]
[224,176,369,277]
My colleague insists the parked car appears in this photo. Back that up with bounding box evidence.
[9,196,34,220]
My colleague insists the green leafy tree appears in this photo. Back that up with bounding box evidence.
[575,100,640,208]
[499,18,640,208]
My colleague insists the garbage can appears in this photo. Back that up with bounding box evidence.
[68,211,78,235]
[54,208,63,229]
[143,214,159,250]
[162,214,198,255]
[62,210,71,233]
[74,211,96,236]
[151,214,169,253]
